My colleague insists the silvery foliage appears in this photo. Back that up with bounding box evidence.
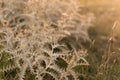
[0,0,94,80]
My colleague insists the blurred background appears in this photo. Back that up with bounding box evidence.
[78,0,120,80]
[80,0,120,36]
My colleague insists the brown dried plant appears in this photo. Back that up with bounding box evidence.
[0,0,94,80]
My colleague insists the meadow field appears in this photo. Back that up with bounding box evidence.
[0,0,120,80]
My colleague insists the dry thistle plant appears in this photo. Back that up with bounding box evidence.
[0,0,94,80]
